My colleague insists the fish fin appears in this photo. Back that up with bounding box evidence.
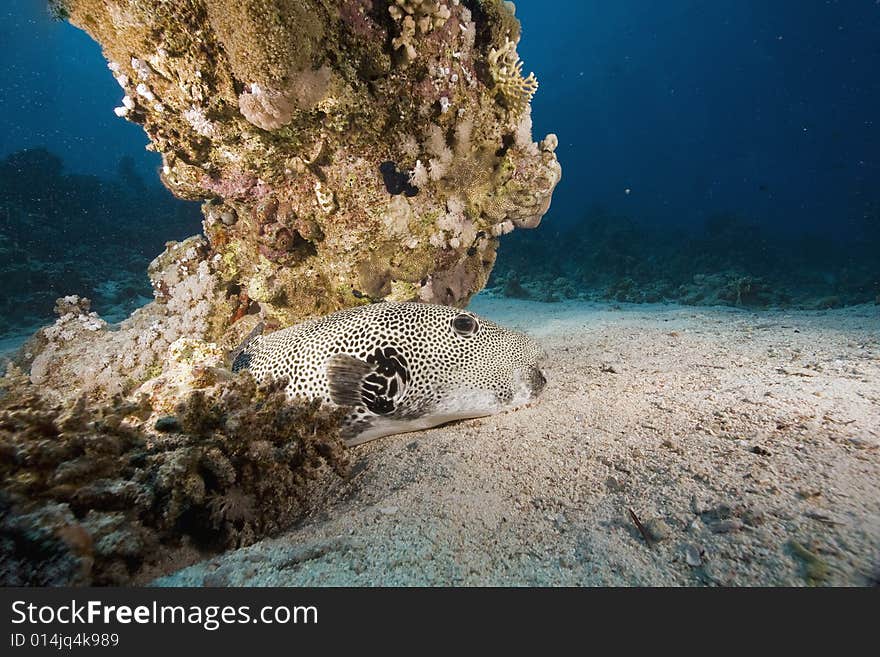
[343,410,493,446]
[326,354,375,407]
[327,346,412,416]
[229,321,265,371]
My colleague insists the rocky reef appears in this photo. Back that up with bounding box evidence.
[1,1,561,582]
[0,148,201,339]
[16,243,222,400]
[0,365,347,585]
[27,0,560,401]
[62,0,559,322]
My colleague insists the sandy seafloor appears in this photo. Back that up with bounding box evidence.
[142,296,875,585]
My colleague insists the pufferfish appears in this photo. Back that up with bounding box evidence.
[231,302,547,446]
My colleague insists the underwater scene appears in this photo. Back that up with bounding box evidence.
[0,0,878,587]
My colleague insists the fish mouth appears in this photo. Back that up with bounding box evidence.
[528,365,547,397]
[507,364,547,407]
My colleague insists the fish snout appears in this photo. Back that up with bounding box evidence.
[528,365,547,396]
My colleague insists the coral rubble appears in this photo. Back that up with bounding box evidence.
[0,365,346,586]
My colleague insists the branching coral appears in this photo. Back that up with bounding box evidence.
[0,366,346,585]
[488,36,538,114]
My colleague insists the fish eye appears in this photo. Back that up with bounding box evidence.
[451,313,478,337]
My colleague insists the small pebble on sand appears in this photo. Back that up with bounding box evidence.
[605,476,625,492]
[709,519,744,534]
[684,544,703,567]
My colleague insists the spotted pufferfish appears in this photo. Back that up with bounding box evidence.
[231,302,547,446]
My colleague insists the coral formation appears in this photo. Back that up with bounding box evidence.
[0,365,346,586]
[50,0,559,353]
[488,35,538,114]
[388,0,453,63]
[16,237,224,400]
[3,3,563,567]
[237,65,332,131]
[488,210,880,309]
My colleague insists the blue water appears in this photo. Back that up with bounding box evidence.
[1,0,159,180]
[517,1,880,238]
[1,0,878,339]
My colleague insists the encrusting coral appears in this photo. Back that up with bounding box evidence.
[0,365,347,586]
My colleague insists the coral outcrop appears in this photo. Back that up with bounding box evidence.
[5,0,562,585]
[20,0,560,401]
[0,365,347,585]
[17,237,225,399]
[57,0,559,332]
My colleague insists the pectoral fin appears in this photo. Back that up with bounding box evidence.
[229,321,265,371]
[326,354,376,407]
[326,347,411,416]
